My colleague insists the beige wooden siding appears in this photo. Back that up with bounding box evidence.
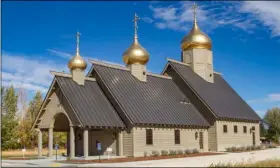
[74,128,117,156]
[208,123,217,151]
[215,121,260,151]
[123,129,133,156]
[133,127,208,157]
[38,89,78,129]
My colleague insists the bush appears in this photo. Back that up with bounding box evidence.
[161,150,168,156]
[256,145,262,150]
[144,151,148,157]
[151,150,160,157]
[246,146,251,151]
[252,145,257,150]
[177,149,184,155]
[225,147,232,152]
[239,146,246,152]
[268,144,277,148]
[169,149,177,156]
[192,148,199,154]
[184,149,192,155]
[232,147,237,152]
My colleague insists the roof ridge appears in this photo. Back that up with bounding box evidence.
[167,58,222,75]
[213,71,222,75]
[147,72,172,79]
[89,59,129,71]
[50,71,96,81]
[167,58,191,67]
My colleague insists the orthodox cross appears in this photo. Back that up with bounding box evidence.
[76,31,81,56]
[133,13,140,40]
[192,2,198,22]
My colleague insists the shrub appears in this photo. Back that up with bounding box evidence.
[256,145,262,150]
[184,149,192,155]
[268,144,277,148]
[246,146,251,151]
[225,147,232,152]
[169,150,177,156]
[192,148,199,154]
[232,147,237,152]
[151,150,160,157]
[177,149,184,155]
[239,146,246,152]
[252,145,257,150]
[161,150,168,156]
[144,151,148,157]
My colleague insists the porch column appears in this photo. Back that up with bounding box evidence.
[118,131,123,156]
[70,126,75,159]
[38,129,42,157]
[48,127,53,157]
[83,128,89,158]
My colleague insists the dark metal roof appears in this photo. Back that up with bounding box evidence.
[92,63,209,127]
[168,61,261,121]
[55,76,125,128]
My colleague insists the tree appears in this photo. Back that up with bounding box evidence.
[27,91,43,122]
[17,91,43,148]
[1,86,20,149]
[263,107,280,143]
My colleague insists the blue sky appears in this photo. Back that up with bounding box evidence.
[2,1,280,118]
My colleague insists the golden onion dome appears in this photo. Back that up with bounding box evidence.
[68,55,87,70]
[68,32,87,71]
[181,3,212,51]
[123,39,149,65]
[122,13,149,65]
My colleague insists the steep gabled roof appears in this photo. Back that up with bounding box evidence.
[32,72,125,130]
[166,60,261,122]
[90,60,209,127]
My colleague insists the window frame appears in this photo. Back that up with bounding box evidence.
[146,129,153,145]
[174,130,180,144]
[243,126,247,133]
[234,125,238,133]
[223,125,228,133]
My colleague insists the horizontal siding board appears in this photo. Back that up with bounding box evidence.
[93,64,209,127]
[56,76,125,128]
[168,61,261,121]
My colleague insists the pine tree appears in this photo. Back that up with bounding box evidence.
[1,86,20,149]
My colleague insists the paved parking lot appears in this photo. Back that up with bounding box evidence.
[2,148,280,167]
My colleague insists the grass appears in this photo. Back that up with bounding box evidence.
[209,158,280,167]
[2,148,66,159]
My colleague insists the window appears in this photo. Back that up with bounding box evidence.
[243,126,247,133]
[175,130,180,144]
[146,129,153,145]
[234,125,238,133]
[223,125,227,133]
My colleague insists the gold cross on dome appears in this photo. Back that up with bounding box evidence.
[192,2,198,22]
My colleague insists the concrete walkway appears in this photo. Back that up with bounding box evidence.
[78,148,280,167]
[2,148,280,167]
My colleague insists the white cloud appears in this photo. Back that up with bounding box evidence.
[240,1,280,36]
[248,93,280,104]
[147,1,280,37]
[46,49,72,59]
[2,52,68,93]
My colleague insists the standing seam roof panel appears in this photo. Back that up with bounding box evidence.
[93,64,209,127]
[56,76,125,127]
[169,61,261,121]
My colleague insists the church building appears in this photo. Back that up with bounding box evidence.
[32,4,261,159]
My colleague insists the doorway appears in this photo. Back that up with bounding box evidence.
[199,132,204,149]
[252,132,256,146]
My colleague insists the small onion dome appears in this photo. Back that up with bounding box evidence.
[181,21,212,51]
[123,39,149,65]
[68,55,87,70]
